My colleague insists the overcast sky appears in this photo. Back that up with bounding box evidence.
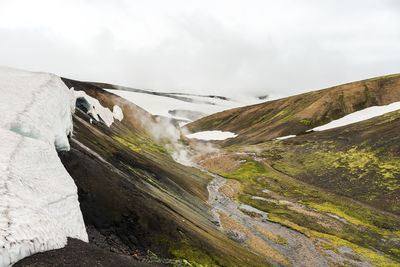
[0,0,399,97]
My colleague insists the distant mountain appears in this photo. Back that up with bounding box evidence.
[87,81,263,124]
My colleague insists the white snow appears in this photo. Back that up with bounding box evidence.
[274,135,296,140]
[112,105,124,121]
[105,89,262,122]
[262,189,272,194]
[73,90,123,127]
[312,102,400,131]
[272,102,400,141]
[0,66,88,266]
[185,130,237,141]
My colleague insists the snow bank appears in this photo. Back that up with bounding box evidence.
[273,102,400,140]
[73,90,123,127]
[113,105,124,121]
[274,135,296,140]
[185,130,237,141]
[0,67,88,266]
[312,102,400,131]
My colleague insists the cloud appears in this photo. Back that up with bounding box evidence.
[0,0,399,97]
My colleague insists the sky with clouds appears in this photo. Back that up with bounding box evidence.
[0,0,399,97]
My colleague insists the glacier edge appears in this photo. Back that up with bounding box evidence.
[0,66,88,267]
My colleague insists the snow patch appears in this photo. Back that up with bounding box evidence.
[73,90,123,127]
[262,189,272,194]
[113,105,124,121]
[0,66,87,266]
[312,102,400,131]
[274,135,296,140]
[185,130,238,141]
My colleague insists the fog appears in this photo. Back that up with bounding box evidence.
[0,0,399,97]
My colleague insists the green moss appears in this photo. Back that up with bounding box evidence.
[211,119,222,126]
[302,202,372,228]
[274,144,400,196]
[376,110,400,125]
[249,110,274,125]
[113,136,142,152]
[215,155,400,261]
[269,216,398,266]
[218,161,267,181]
[147,249,159,259]
[271,108,290,120]
[112,133,170,156]
[320,241,337,252]
[300,119,312,126]
[164,238,223,267]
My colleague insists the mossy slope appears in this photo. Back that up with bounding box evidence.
[204,156,400,266]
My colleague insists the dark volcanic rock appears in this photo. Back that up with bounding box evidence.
[14,238,163,267]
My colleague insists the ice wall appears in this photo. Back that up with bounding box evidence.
[0,67,88,266]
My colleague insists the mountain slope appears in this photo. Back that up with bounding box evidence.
[186,73,400,145]
[226,108,400,215]
[57,78,269,266]
[56,77,400,266]
[5,68,399,266]
[195,110,400,265]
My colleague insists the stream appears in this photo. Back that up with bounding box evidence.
[206,171,330,267]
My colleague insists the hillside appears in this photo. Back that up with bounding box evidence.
[194,110,400,266]
[58,78,268,266]
[3,68,399,266]
[186,74,400,145]
[259,108,400,215]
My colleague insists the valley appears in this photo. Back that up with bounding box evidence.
[1,68,399,266]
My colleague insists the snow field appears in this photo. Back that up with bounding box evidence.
[185,130,237,141]
[105,89,261,122]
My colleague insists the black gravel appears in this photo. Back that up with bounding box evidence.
[14,238,165,267]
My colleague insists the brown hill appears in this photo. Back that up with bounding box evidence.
[186,73,400,146]
[243,108,400,215]
[195,109,400,263]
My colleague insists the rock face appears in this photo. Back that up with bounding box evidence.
[186,73,400,145]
